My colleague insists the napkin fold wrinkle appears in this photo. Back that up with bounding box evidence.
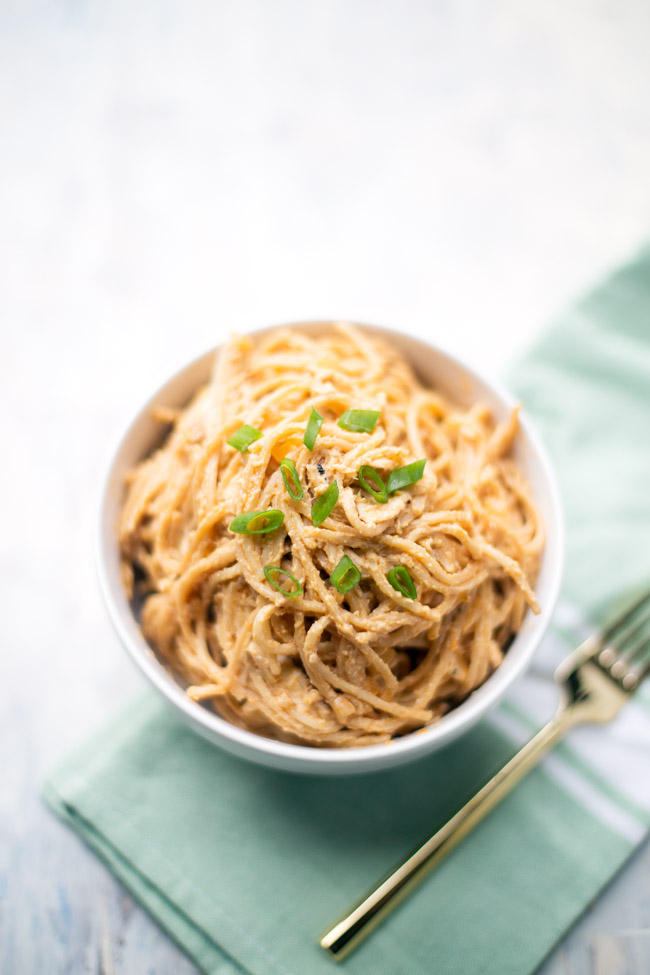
[45,246,650,975]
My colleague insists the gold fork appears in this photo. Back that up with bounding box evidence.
[320,588,650,961]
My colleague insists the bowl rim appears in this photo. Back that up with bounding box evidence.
[97,320,565,771]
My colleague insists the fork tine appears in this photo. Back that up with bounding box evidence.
[609,614,650,679]
[629,631,650,666]
[599,587,650,671]
[602,586,650,642]
[622,639,650,691]
[618,598,650,642]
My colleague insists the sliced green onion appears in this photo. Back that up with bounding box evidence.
[358,465,388,503]
[387,565,417,600]
[264,565,303,598]
[311,480,339,527]
[386,459,427,494]
[337,409,381,433]
[280,457,303,501]
[330,555,362,594]
[303,407,324,451]
[229,509,285,535]
[227,423,262,452]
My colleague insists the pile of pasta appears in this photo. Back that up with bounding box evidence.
[120,325,542,747]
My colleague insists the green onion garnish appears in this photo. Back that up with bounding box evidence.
[311,480,339,527]
[358,465,388,503]
[330,555,362,594]
[387,565,417,600]
[230,509,285,535]
[386,459,427,494]
[337,409,381,433]
[264,565,303,598]
[303,407,324,451]
[280,457,303,501]
[227,424,262,452]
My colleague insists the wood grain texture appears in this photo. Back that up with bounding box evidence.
[2,1,650,972]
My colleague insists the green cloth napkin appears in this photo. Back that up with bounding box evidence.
[45,248,650,975]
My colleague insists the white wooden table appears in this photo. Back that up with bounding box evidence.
[2,2,650,972]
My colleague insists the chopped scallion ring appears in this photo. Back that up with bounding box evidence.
[264,565,303,598]
[337,409,381,433]
[386,458,427,494]
[358,465,388,503]
[227,424,262,452]
[330,555,362,594]
[280,457,303,501]
[311,480,339,527]
[387,565,417,600]
[229,509,285,535]
[303,407,324,451]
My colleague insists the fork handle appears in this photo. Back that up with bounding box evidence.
[320,710,572,961]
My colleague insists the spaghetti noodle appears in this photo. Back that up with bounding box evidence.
[119,325,542,747]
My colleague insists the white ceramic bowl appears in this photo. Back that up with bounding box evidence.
[98,322,564,775]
